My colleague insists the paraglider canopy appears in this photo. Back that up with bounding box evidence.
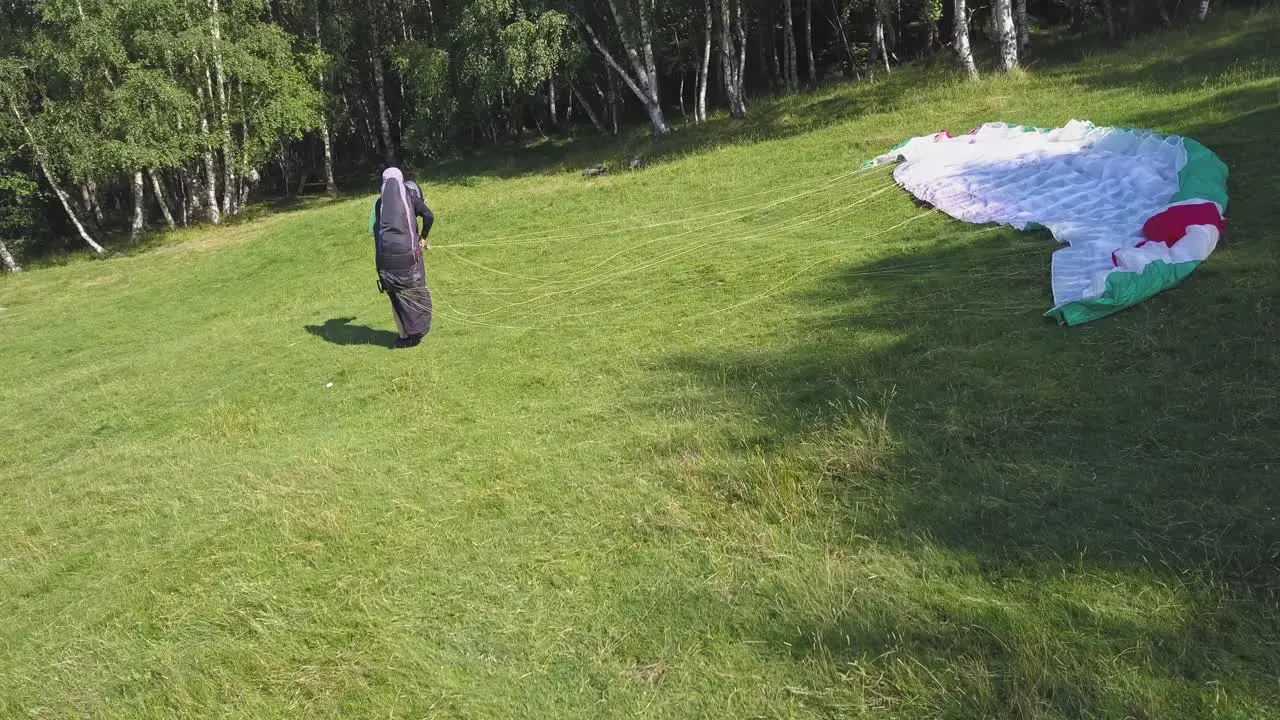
[871,120,1228,325]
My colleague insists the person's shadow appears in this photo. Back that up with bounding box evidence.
[304,317,399,347]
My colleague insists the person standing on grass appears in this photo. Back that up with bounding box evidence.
[369,167,434,348]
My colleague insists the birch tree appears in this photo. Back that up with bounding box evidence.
[315,0,337,195]
[992,0,1019,71]
[149,170,177,229]
[870,0,890,79]
[207,0,238,216]
[196,64,221,225]
[576,0,671,135]
[717,0,748,118]
[130,170,146,243]
[696,0,711,122]
[804,0,815,84]
[954,0,979,79]
[0,69,106,254]
[0,240,20,272]
[782,0,799,91]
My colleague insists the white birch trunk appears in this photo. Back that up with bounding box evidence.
[201,129,221,224]
[570,80,610,135]
[697,0,712,122]
[635,0,661,109]
[640,92,668,135]
[549,78,558,128]
[315,0,337,195]
[209,0,236,217]
[179,174,189,228]
[203,152,220,224]
[0,240,21,272]
[84,179,105,227]
[47,168,102,252]
[237,91,249,210]
[198,65,222,225]
[993,0,1019,71]
[877,12,891,72]
[130,170,145,244]
[718,0,747,118]
[1197,0,1209,20]
[721,0,742,114]
[954,0,979,79]
[9,103,104,253]
[869,12,882,80]
[735,0,747,101]
[312,121,333,196]
[279,139,295,194]
[579,0,670,136]
[149,169,176,229]
[805,0,815,84]
[78,184,95,229]
[241,168,258,208]
[180,165,196,226]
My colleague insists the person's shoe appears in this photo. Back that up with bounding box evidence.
[392,336,410,349]
[404,333,424,348]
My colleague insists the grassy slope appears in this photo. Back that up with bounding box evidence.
[2,12,1279,718]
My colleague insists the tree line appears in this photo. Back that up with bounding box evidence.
[0,0,1241,271]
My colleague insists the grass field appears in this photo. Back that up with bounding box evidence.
[2,11,1279,718]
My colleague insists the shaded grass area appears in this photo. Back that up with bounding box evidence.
[658,230,1280,715]
[1,9,1279,718]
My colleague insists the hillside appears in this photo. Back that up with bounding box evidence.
[2,12,1279,718]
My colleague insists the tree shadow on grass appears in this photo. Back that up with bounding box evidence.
[305,317,399,347]
[1036,8,1280,98]
[647,193,1280,711]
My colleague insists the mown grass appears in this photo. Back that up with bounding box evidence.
[2,10,1279,718]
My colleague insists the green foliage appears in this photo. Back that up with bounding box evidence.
[454,0,570,103]
[0,80,39,256]
[9,0,321,185]
[392,43,456,156]
[454,0,520,104]
[389,0,573,149]
[0,171,37,242]
[223,22,325,171]
[503,10,571,93]
[103,66,202,170]
[922,0,944,25]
